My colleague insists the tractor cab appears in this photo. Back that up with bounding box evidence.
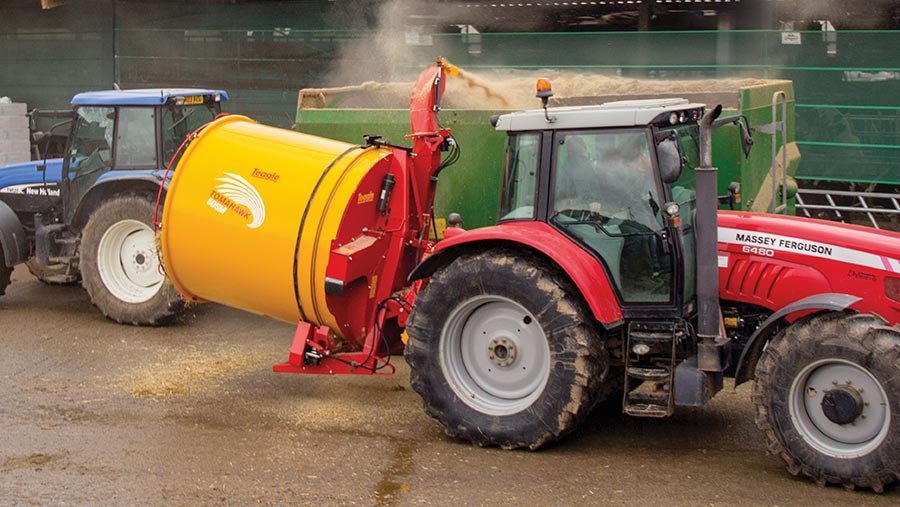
[484,91,752,418]
[493,97,704,320]
[62,89,226,223]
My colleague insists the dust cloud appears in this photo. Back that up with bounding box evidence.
[315,0,772,111]
[324,0,419,86]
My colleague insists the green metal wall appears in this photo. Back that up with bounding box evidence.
[0,0,114,110]
[114,0,341,126]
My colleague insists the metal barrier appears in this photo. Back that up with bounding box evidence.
[796,188,900,230]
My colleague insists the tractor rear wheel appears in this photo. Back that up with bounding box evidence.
[405,249,608,449]
[80,194,183,326]
[753,312,900,492]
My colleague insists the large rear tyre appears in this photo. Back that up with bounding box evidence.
[753,312,900,492]
[405,249,608,449]
[80,194,183,326]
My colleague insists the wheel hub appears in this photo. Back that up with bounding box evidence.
[487,337,517,367]
[789,358,891,458]
[97,219,164,303]
[440,295,551,416]
[821,385,865,425]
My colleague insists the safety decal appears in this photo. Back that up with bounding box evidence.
[719,227,900,273]
[206,172,266,229]
[717,255,729,268]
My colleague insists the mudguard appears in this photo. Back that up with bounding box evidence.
[733,292,862,386]
[410,221,625,328]
[0,200,28,267]
[70,170,167,230]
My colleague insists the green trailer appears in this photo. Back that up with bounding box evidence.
[295,79,799,234]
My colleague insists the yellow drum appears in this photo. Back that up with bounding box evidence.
[159,115,394,332]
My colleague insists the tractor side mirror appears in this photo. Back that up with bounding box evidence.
[657,135,684,184]
[712,114,754,159]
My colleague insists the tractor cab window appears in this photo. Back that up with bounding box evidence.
[550,130,672,303]
[64,106,116,221]
[67,106,114,177]
[499,133,540,220]
[115,107,158,168]
[161,103,218,164]
[659,123,700,303]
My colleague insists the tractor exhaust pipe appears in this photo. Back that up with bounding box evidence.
[695,105,730,372]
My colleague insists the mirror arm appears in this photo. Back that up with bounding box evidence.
[654,130,674,144]
[710,114,744,130]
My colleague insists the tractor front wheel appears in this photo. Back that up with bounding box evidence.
[80,194,183,325]
[753,312,900,491]
[405,249,608,449]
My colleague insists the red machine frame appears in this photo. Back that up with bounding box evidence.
[273,59,452,375]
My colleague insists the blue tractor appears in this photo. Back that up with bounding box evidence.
[0,89,227,325]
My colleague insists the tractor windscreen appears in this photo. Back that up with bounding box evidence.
[161,103,219,164]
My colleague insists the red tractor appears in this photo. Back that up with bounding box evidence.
[159,61,900,491]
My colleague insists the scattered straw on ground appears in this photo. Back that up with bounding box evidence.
[125,345,265,400]
[0,453,61,471]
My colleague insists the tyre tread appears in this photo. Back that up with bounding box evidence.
[752,311,900,491]
[406,248,608,450]
[0,259,11,297]
[80,192,183,326]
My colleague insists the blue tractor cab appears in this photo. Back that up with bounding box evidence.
[0,88,227,325]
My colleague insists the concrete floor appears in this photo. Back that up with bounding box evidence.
[1,266,897,506]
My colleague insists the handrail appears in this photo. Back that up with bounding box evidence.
[770,90,788,214]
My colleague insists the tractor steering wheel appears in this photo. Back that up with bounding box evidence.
[554,208,610,226]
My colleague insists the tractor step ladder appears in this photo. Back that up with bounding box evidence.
[623,321,680,418]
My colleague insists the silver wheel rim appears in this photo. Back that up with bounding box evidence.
[788,358,891,459]
[96,219,163,304]
[439,295,551,416]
